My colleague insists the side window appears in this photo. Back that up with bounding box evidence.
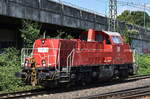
[112,36,122,44]
[106,37,111,44]
[80,34,87,41]
[96,33,103,42]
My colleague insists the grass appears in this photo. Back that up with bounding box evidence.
[0,85,42,94]
[136,54,150,75]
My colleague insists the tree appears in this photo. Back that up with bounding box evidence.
[117,10,150,27]
[20,20,41,48]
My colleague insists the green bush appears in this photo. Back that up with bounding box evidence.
[0,48,23,91]
[20,20,41,48]
[0,20,42,93]
[137,54,150,75]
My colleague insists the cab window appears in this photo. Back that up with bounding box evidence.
[106,37,111,44]
[80,33,87,41]
[112,36,122,44]
[96,33,103,42]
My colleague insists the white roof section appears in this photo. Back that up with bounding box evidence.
[102,31,121,36]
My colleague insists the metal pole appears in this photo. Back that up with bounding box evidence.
[144,3,146,28]
[108,0,117,32]
[58,0,61,3]
[143,3,146,54]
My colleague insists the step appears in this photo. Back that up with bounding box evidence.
[60,75,70,78]
[62,67,68,71]
[59,80,70,83]
[59,77,70,83]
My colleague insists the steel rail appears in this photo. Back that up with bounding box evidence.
[127,74,150,81]
[76,74,150,99]
[0,89,45,99]
[78,86,150,99]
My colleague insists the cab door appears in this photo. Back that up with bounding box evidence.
[103,35,113,64]
[111,36,124,64]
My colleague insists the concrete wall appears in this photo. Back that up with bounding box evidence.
[0,0,107,30]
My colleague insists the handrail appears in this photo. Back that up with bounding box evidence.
[56,42,61,72]
[21,48,59,67]
[67,49,75,73]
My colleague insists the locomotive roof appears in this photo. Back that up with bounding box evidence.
[102,31,121,36]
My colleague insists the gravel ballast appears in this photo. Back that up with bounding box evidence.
[30,78,150,99]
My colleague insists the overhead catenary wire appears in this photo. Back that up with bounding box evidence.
[117,0,150,12]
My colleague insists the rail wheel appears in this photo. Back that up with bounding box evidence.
[119,69,129,80]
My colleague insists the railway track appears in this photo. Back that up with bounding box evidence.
[77,75,150,99]
[1,74,150,99]
[128,74,150,81]
[78,86,150,99]
[0,89,46,99]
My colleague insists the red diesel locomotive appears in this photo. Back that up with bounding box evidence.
[20,29,137,87]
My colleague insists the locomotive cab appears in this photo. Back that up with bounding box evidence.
[79,29,137,77]
[80,29,118,45]
[86,29,123,45]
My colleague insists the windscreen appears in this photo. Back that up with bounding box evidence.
[112,36,122,44]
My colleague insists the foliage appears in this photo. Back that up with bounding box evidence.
[0,85,42,94]
[117,10,145,44]
[0,21,43,93]
[117,10,150,27]
[117,23,139,44]
[0,48,41,93]
[117,24,129,43]
[55,30,66,39]
[124,29,139,44]
[49,30,74,39]
[117,24,130,44]
[136,54,150,75]
[126,29,139,35]
[56,30,74,39]
[0,48,22,91]
[20,20,41,48]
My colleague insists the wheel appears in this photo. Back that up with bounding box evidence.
[119,69,129,80]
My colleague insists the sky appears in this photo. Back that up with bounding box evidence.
[52,0,150,16]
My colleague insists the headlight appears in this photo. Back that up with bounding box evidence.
[42,40,45,44]
[25,60,29,63]
[24,59,29,66]
[41,60,46,66]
